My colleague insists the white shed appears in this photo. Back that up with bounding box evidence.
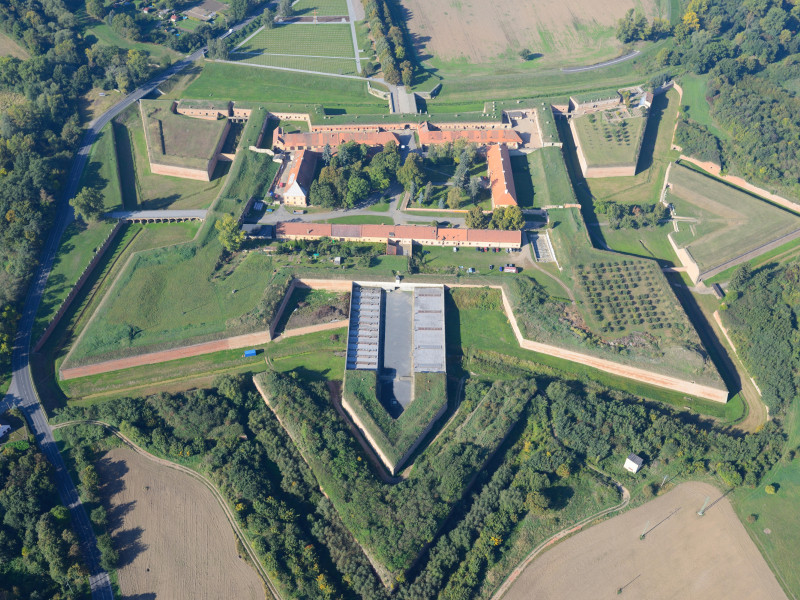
[624,453,644,474]
[0,424,11,439]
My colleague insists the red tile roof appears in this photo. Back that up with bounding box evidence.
[487,144,518,208]
[417,122,522,147]
[275,130,399,150]
[285,150,317,190]
[467,229,522,244]
[276,222,332,237]
[436,228,469,242]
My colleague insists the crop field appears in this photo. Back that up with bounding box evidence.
[512,147,574,208]
[403,0,655,67]
[96,447,263,599]
[572,108,647,167]
[115,108,228,210]
[503,482,786,600]
[234,23,354,57]
[668,164,800,275]
[292,0,348,16]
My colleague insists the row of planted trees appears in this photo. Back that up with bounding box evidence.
[362,0,414,85]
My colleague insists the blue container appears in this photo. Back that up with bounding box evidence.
[243,349,257,357]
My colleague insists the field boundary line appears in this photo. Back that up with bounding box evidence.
[52,420,283,600]
[560,50,640,73]
[233,51,357,60]
[233,25,264,50]
[491,469,630,600]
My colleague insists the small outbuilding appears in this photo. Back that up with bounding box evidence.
[0,424,11,439]
[624,453,644,473]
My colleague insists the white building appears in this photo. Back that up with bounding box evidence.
[624,453,644,474]
[0,424,11,439]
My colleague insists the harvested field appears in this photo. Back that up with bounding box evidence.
[95,447,263,600]
[403,0,655,65]
[501,481,786,600]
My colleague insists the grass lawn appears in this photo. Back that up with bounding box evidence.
[512,147,574,208]
[33,221,117,342]
[598,223,677,263]
[367,201,391,212]
[417,244,522,275]
[705,236,800,285]
[680,73,728,140]
[78,122,125,212]
[733,399,800,599]
[67,240,282,364]
[181,61,386,109]
[236,54,359,76]
[60,327,346,401]
[115,107,228,210]
[446,288,741,421]
[291,0,348,16]
[235,23,354,57]
[86,24,178,62]
[667,163,800,275]
[572,109,647,168]
[0,31,29,59]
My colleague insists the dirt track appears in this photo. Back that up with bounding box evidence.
[95,447,264,600]
[501,481,787,600]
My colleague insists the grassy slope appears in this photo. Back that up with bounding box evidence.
[85,24,178,62]
[679,73,728,140]
[512,147,575,208]
[182,61,386,109]
[0,32,30,59]
[446,288,740,421]
[733,400,800,599]
[32,222,116,342]
[116,107,228,210]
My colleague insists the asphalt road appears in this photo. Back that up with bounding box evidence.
[1,15,257,597]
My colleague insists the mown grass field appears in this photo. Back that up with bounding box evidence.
[512,147,574,208]
[572,110,647,168]
[668,163,800,274]
[292,0,348,15]
[68,242,278,364]
[237,53,358,75]
[85,24,178,62]
[182,61,386,108]
[733,399,800,599]
[236,23,354,56]
[679,73,728,140]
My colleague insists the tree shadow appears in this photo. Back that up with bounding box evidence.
[546,485,575,510]
[114,526,148,568]
[635,92,668,175]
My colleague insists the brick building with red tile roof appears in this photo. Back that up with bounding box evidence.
[282,150,318,206]
[486,144,518,209]
[416,122,522,149]
[275,222,521,248]
[273,128,400,151]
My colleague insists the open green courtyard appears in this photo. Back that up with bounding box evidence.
[572,108,648,168]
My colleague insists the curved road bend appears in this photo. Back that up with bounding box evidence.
[2,16,258,596]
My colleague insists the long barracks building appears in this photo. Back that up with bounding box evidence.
[275,222,522,248]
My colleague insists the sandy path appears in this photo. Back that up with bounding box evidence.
[95,447,264,600]
[501,481,787,600]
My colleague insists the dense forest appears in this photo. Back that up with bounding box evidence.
[643,0,800,197]
[723,262,800,414]
[53,369,785,599]
[0,429,91,598]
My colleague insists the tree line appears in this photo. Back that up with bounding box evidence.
[0,424,91,598]
[362,0,414,85]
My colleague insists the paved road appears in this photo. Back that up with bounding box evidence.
[344,0,362,73]
[0,14,259,597]
[561,50,640,73]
